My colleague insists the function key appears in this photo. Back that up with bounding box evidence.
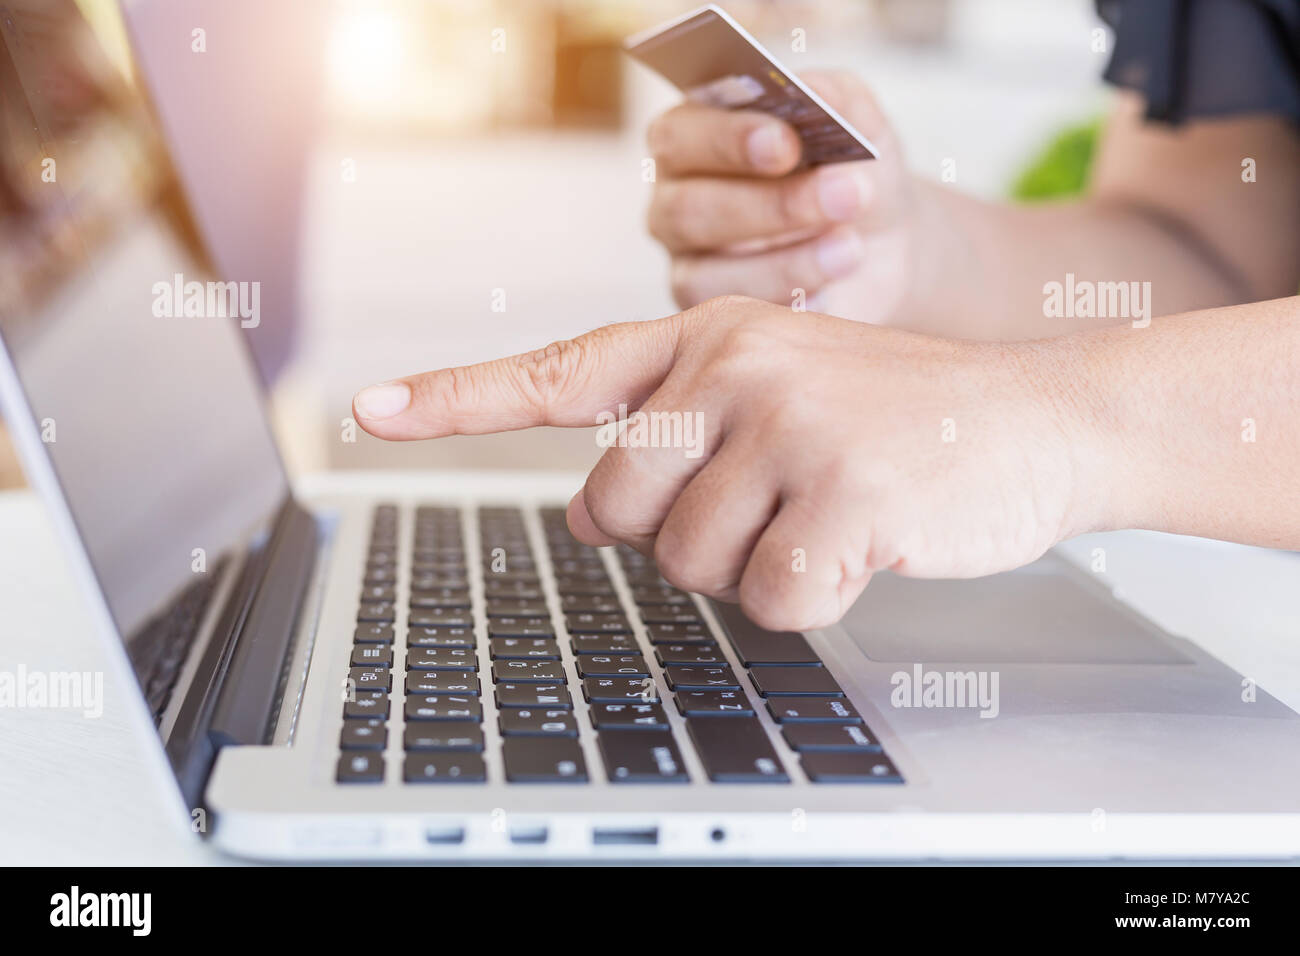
[570,632,639,655]
[359,585,395,604]
[350,645,393,668]
[485,600,549,618]
[486,618,555,638]
[408,626,475,649]
[343,694,390,720]
[654,644,726,667]
[348,667,392,693]
[559,595,623,615]
[638,606,703,625]
[407,647,479,671]
[645,622,711,645]
[565,613,632,634]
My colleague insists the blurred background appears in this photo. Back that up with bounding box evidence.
[0,0,1114,487]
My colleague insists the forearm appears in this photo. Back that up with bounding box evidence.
[1051,295,1300,547]
[912,182,1250,340]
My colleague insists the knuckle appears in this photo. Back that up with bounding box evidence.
[515,337,585,414]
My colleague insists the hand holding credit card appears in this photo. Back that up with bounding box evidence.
[624,4,878,168]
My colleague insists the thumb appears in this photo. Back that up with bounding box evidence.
[800,69,896,151]
[352,313,688,441]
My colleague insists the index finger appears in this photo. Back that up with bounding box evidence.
[352,314,689,441]
[648,104,802,178]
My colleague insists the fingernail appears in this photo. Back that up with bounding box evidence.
[817,166,869,221]
[746,124,789,171]
[814,231,864,278]
[354,382,411,420]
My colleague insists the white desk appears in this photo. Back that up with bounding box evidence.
[1,480,1298,865]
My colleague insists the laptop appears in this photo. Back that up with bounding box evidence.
[3,0,1300,862]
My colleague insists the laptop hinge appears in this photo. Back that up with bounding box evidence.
[164,496,318,810]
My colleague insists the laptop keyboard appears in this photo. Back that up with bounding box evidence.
[336,504,903,786]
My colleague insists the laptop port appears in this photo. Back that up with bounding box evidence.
[592,827,659,846]
[424,826,465,845]
[509,826,548,845]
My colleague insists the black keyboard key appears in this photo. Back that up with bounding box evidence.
[347,666,391,693]
[630,585,692,606]
[686,717,789,783]
[654,644,726,667]
[637,606,702,625]
[664,664,739,691]
[801,751,903,783]
[484,581,543,600]
[492,660,566,683]
[340,719,388,750]
[499,708,578,737]
[589,700,670,731]
[570,632,640,655]
[559,595,623,614]
[749,667,843,698]
[404,722,484,752]
[552,580,615,597]
[583,677,659,703]
[363,565,396,584]
[599,731,689,783]
[403,753,487,783]
[360,585,395,603]
[713,604,822,666]
[575,654,650,678]
[485,600,549,618]
[409,609,474,628]
[674,689,754,717]
[407,626,475,649]
[353,623,395,644]
[564,613,632,634]
[487,618,555,638]
[356,602,396,623]
[495,682,573,709]
[782,723,879,752]
[405,672,480,696]
[350,645,392,668]
[502,737,588,783]
[404,695,482,722]
[407,647,479,671]
[489,637,561,660]
[409,590,472,609]
[645,622,711,644]
[337,752,384,783]
[765,697,861,724]
[343,695,390,719]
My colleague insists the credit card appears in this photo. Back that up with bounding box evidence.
[624,4,878,168]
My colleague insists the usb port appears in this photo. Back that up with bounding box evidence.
[592,827,659,846]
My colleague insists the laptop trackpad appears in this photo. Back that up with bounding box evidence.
[839,556,1191,665]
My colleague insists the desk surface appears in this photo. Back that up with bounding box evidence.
[1,480,1298,865]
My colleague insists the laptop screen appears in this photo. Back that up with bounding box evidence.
[0,1,288,700]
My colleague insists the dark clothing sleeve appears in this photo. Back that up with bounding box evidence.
[1097,0,1300,124]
